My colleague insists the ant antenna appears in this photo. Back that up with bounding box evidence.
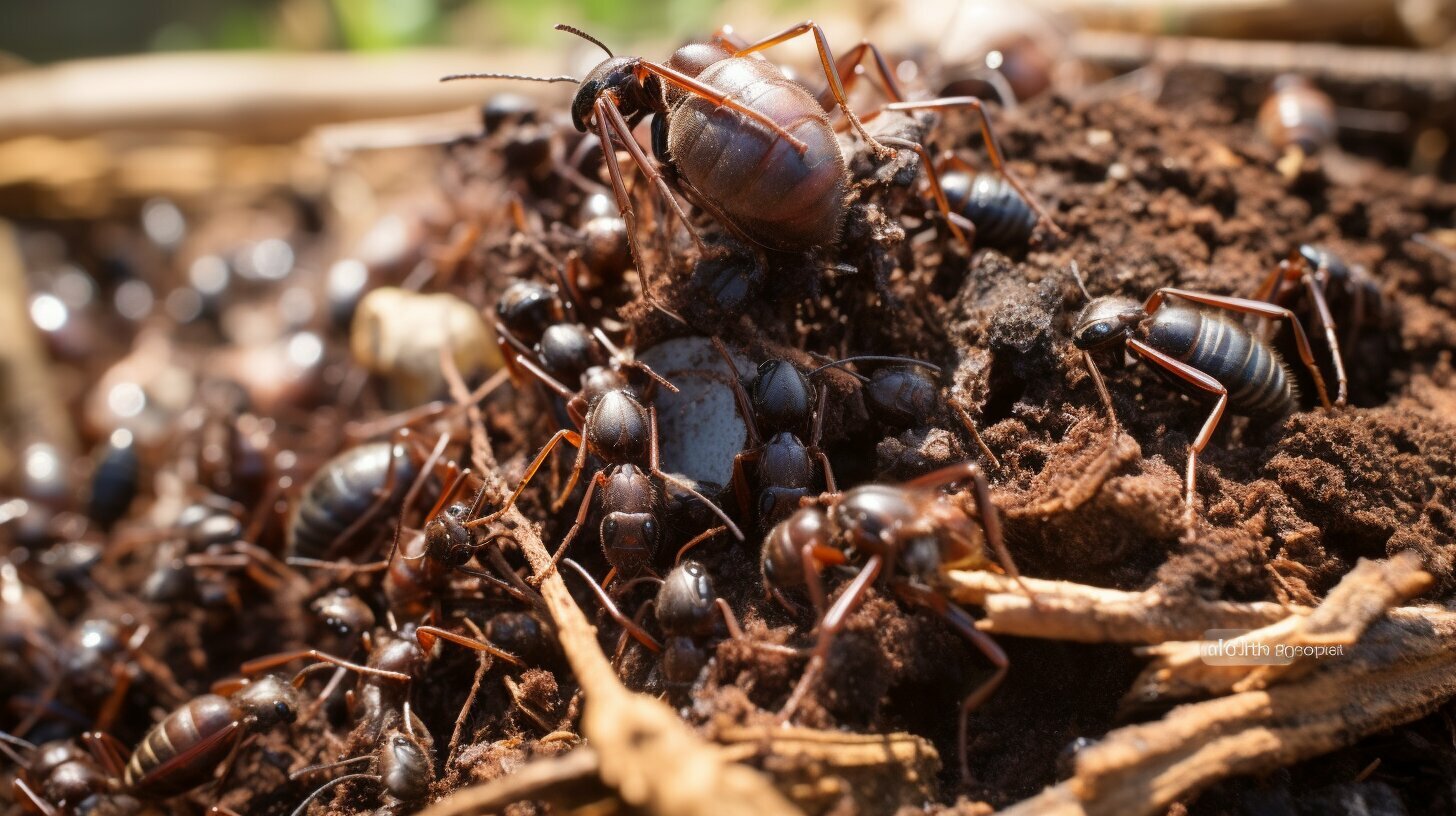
[810,356,942,380]
[555,24,614,58]
[1069,260,1092,302]
[441,72,579,84]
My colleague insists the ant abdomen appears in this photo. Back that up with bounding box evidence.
[943,172,1038,250]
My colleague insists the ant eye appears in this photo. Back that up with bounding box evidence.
[275,701,294,722]
[643,520,657,539]
[602,518,618,539]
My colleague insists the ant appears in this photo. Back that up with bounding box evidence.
[243,614,521,744]
[287,723,431,816]
[765,461,1020,783]
[494,263,671,413]
[5,676,299,813]
[2,730,128,814]
[710,339,837,533]
[1258,74,1336,176]
[1071,273,1343,516]
[445,21,923,259]
[565,557,793,697]
[1254,244,1385,399]
[461,349,743,588]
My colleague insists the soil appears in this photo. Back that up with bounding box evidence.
[4,61,1456,816]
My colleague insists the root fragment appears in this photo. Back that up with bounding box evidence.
[989,553,1456,816]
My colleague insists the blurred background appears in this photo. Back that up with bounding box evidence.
[0,0,1452,490]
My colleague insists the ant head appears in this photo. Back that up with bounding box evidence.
[311,588,375,639]
[600,511,659,565]
[656,560,717,638]
[424,504,473,567]
[572,57,645,132]
[234,674,299,729]
[1072,296,1145,351]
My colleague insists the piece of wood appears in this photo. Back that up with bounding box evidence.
[0,50,560,142]
[994,554,1454,816]
[941,570,1295,643]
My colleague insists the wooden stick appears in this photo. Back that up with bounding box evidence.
[994,554,1453,816]
[0,49,558,141]
[941,570,1294,643]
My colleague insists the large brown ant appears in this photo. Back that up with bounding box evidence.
[764,462,1020,783]
[1071,275,1344,514]
[446,21,986,261]
[5,675,298,812]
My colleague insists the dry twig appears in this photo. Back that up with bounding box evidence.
[994,554,1455,816]
[942,570,1294,643]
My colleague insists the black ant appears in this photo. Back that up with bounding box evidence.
[764,462,1021,783]
[1071,274,1343,514]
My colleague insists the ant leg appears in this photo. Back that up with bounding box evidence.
[1286,254,1349,407]
[878,136,971,251]
[892,582,1007,785]
[416,625,524,667]
[495,321,538,384]
[240,650,410,683]
[808,384,838,492]
[1145,288,1335,409]
[291,773,380,816]
[711,24,750,50]
[13,779,58,816]
[675,525,729,565]
[779,553,883,723]
[537,472,608,584]
[553,416,593,512]
[591,97,653,273]
[648,405,745,541]
[563,559,663,652]
[885,96,1064,238]
[799,542,847,619]
[729,21,889,156]
[591,326,678,394]
[729,449,762,522]
[630,60,809,155]
[595,95,706,253]
[81,731,129,778]
[815,40,905,109]
[711,337,764,448]
[713,338,768,515]
[960,464,1031,599]
[1080,352,1120,432]
[1127,339,1229,526]
[514,356,580,404]
[465,429,582,528]
[93,663,134,733]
